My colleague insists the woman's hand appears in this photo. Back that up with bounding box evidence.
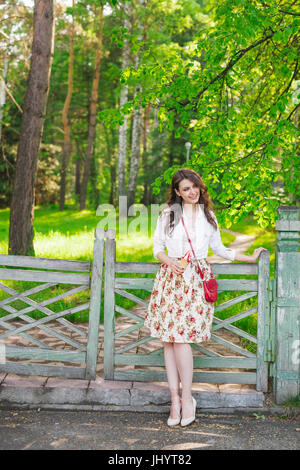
[250,247,268,263]
[167,259,185,276]
[234,247,268,263]
[156,252,185,275]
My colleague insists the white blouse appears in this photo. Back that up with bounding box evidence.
[152,205,236,261]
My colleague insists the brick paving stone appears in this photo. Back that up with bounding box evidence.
[132,382,169,392]
[218,384,257,394]
[45,378,89,389]
[89,377,132,390]
[191,382,220,393]
[2,374,46,387]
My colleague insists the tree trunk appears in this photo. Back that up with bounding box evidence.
[0,34,10,143]
[74,140,83,196]
[9,0,54,255]
[127,0,144,208]
[127,90,142,208]
[117,1,131,201]
[60,2,74,211]
[168,127,176,167]
[110,161,116,205]
[75,158,81,195]
[104,124,116,206]
[79,7,103,211]
[89,151,100,210]
[141,104,150,205]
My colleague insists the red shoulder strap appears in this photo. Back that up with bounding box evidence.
[181,216,204,279]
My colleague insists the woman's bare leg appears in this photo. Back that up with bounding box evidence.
[173,343,194,420]
[163,342,181,419]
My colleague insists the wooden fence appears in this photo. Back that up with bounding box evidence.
[0,205,299,405]
[0,230,104,380]
[103,228,271,392]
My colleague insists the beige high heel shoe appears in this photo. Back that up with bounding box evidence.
[181,396,196,427]
[167,397,181,426]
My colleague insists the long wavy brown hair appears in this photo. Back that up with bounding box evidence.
[164,168,217,235]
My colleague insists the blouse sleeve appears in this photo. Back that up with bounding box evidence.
[208,212,236,261]
[153,213,167,260]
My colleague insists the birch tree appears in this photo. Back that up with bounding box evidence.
[127,2,144,208]
[59,0,75,211]
[0,30,10,144]
[79,5,104,210]
[117,0,130,200]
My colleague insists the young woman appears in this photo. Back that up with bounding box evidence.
[144,168,267,427]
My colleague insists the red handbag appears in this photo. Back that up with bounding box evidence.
[181,216,218,303]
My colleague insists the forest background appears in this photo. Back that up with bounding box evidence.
[0,0,299,259]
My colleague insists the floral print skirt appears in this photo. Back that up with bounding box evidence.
[144,258,214,344]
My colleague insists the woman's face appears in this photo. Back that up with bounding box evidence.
[175,178,200,204]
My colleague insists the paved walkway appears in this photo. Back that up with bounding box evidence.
[0,408,299,450]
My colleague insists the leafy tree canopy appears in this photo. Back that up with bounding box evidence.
[112,0,300,227]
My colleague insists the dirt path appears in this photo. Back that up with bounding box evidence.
[207,228,256,264]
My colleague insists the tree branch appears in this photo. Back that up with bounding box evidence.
[198,147,266,169]
[0,30,9,39]
[0,120,20,136]
[194,30,276,107]
[278,9,300,16]
[278,58,298,100]
[0,77,23,113]
[287,102,300,121]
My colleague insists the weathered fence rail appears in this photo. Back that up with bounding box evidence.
[0,231,104,380]
[103,228,271,392]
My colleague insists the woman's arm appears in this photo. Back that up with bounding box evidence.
[208,212,268,264]
[234,247,268,263]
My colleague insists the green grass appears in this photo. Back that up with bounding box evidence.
[282,395,300,409]
[0,206,236,260]
[0,207,98,261]
[0,206,276,346]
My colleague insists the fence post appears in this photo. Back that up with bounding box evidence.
[257,250,270,392]
[103,229,116,380]
[85,228,104,380]
[273,205,300,404]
